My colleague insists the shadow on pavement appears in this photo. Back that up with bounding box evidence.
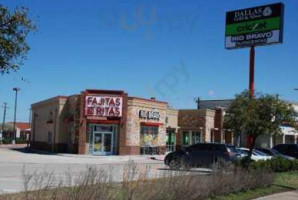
[9,147,58,155]
[157,167,212,174]
[271,184,297,190]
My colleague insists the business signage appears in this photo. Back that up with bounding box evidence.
[139,110,160,120]
[85,96,123,117]
[225,3,284,49]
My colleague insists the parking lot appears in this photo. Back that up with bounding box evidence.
[0,147,211,194]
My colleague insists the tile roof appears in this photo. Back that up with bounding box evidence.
[6,122,30,130]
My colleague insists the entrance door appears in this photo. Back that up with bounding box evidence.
[93,132,113,155]
[103,133,113,155]
[93,133,103,154]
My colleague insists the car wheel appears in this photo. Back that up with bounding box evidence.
[180,156,191,170]
[168,157,181,170]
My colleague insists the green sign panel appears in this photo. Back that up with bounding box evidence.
[225,3,284,49]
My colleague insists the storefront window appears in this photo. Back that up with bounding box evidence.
[166,129,176,152]
[140,126,158,155]
[182,131,190,148]
[93,125,113,132]
[192,131,201,144]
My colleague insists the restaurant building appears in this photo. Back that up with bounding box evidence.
[31,89,236,155]
[31,89,179,155]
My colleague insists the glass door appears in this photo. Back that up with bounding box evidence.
[93,133,103,154]
[166,129,176,152]
[93,132,113,155]
[192,131,201,144]
[103,133,113,155]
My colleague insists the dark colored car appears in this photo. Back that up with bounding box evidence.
[257,148,295,160]
[164,143,240,169]
[273,144,298,159]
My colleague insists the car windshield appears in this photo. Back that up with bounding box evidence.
[271,149,280,155]
[239,149,248,155]
[253,150,267,156]
[227,146,238,153]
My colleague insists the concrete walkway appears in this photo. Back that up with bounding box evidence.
[254,190,298,200]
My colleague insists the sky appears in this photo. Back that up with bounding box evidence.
[0,0,298,123]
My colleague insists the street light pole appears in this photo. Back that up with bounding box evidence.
[1,103,7,145]
[12,87,20,145]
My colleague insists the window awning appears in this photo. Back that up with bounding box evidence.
[140,122,163,127]
[280,125,298,136]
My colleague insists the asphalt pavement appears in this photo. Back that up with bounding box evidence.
[0,147,211,194]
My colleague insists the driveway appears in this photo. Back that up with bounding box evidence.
[0,147,210,194]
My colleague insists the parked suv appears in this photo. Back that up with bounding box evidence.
[273,144,298,159]
[164,143,240,169]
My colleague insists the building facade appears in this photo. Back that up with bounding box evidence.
[197,99,298,148]
[0,122,31,143]
[31,90,237,155]
[31,89,181,155]
[176,109,228,150]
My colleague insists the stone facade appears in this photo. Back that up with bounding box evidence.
[126,97,168,154]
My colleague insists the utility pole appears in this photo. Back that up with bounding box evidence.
[12,87,20,145]
[29,108,32,125]
[27,108,32,147]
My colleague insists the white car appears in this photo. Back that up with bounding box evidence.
[237,147,272,161]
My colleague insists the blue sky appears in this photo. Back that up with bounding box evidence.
[1,0,298,123]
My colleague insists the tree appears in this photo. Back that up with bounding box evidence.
[224,90,297,162]
[0,4,36,74]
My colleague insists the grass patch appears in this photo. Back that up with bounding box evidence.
[274,171,298,189]
[208,171,298,200]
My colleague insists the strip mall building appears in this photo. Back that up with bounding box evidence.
[31,89,231,155]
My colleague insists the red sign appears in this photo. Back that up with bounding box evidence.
[85,96,123,117]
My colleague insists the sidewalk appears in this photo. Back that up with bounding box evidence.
[0,144,27,148]
[254,190,298,200]
[59,153,166,162]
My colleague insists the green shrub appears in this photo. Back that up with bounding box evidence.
[1,137,27,144]
[2,138,12,144]
[250,157,298,172]
[16,138,27,144]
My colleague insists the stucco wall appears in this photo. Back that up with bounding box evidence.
[57,98,68,144]
[32,102,57,143]
[31,97,67,152]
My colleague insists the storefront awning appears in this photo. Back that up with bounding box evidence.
[280,125,298,136]
[140,122,163,127]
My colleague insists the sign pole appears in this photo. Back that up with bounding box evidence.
[249,46,255,99]
[247,46,255,148]
[225,3,284,148]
